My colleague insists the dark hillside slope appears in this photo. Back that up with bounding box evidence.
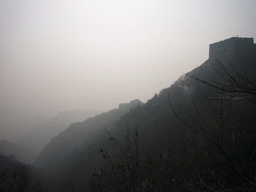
[85,50,256,191]
[34,49,256,191]
[34,100,143,174]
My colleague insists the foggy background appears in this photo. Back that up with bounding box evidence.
[1,0,256,127]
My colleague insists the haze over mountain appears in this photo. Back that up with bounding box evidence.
[0,109,99,164]
[1,1,256,128]
[0,115,50,142]
[0,140,34,164]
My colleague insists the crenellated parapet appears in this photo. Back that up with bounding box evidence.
[209,37,255,60]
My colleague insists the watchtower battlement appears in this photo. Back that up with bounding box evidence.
[209,37,255,60]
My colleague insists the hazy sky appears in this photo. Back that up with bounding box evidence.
[1,0,256,125]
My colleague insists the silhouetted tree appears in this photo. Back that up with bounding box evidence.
[91,127,187,191]
[188,62,256,96]
[14,165,31,192]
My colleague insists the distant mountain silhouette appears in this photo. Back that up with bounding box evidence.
[0,140,34,164]
[16,109,99,163]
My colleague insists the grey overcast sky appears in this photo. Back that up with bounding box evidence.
[1,0,256,124]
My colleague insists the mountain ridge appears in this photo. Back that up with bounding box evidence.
[32,40,256,191]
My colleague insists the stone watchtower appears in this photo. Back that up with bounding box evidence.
[209,37,255,60]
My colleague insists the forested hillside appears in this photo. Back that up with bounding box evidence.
[32,48,256,191]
